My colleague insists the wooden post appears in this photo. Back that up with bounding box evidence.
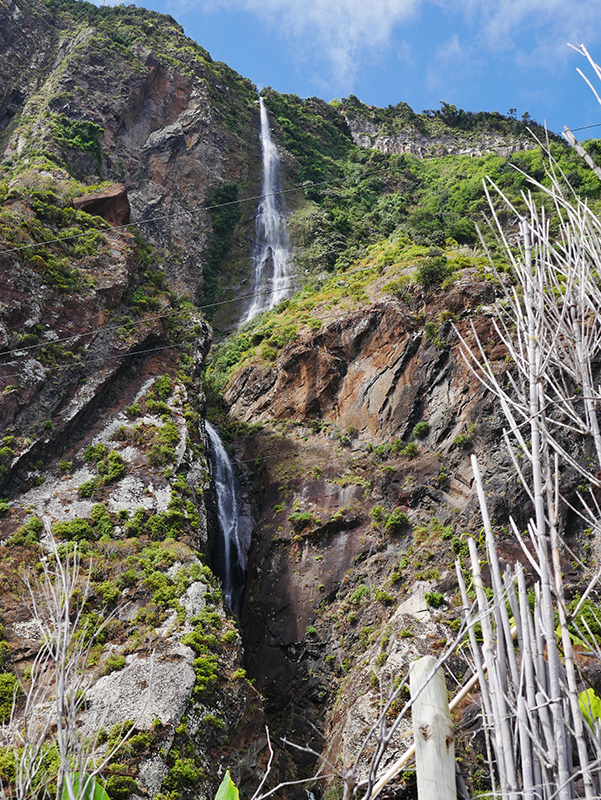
[410,655,457,800]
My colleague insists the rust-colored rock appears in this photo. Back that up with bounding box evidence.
[72,183,130,226]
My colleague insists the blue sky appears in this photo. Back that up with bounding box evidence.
[115,0,601,136]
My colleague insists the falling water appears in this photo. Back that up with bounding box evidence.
[207,99,287,611]
[205,421,248,615]
[244,96,291,322]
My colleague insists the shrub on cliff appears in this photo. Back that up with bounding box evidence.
[52,518,94,542]
[415,254,451,289]
[384,509,410,534]
[287,510,322,533]
[0,673,19,723]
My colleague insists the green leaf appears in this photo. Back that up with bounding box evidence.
[61,774,110,800]
[579,688,601,729]
[214,770,239,800]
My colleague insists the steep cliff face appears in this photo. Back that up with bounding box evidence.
[1,2,598,799]
[219,257,587,795]
[0,0,263,301]
[0,1,271,790]
[0,159,271,796]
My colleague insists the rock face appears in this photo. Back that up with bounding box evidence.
[223,275,586,795]
[0,0,263,300]
[0,3,272,796]
[225,288,498,441]
[346,117,538,158]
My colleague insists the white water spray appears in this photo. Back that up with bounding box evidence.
[205,421,247,613]
[244,96,291,322]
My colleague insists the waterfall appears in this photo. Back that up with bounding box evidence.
[207,99,288,612]
[244,96,291,323]
[205,421,248,615]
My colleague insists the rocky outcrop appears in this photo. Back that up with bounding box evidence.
[225,286,498,442]
[73,183,131,226]
[346,117,538,158]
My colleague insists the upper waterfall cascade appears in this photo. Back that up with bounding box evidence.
[243,96,291,322]
[205,421,249,615]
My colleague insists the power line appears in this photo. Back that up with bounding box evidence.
[1,125,599,260]
[0,183,318,256]
[0,164,392,258]
[0,241,392,363]
[0,287,392,376]
[0,279,305,362]
[569,122,601,132]
[1,128,597,263]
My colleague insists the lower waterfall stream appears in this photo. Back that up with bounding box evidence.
[205,421,249,616]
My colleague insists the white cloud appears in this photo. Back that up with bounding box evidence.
[182,0,601,92]
[457,0,601,58]
[425,34,471,93]
[197,0,423,86]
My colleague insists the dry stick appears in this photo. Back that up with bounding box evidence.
[509,518,542,579]
[547,454,596,798]
[469,184,601,493]
[460,95,601,797]
[456,561,499,799]
[532,587,549,708]
[472,456,520,693]
[517,693,536,800]
[468,535,516,798]
[470,440,588,796]
[521,218,572,800]
[505,565,536,800]
[517,566,544,800]
[569,298,601,467]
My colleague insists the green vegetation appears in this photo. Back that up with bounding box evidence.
[76,448,125,498]
[349,585,370,604]
[370,505,387,524]
[52,518,94,542]
[0,673,19,723]
[262,89,352,185]
[51,114,104,170]
[385,509,410,534]
[339,96,549,140]
[287,510,322,533]
[374,589,394,605]
[153,374,173,400]
[9,515,44,546]
[214,771,239,800]
[415,254,451,289]
[162,755,206,792]
[149,419,180,466]
[412,421,430,439]
[424,591,445,609]
[453,423,476,448]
